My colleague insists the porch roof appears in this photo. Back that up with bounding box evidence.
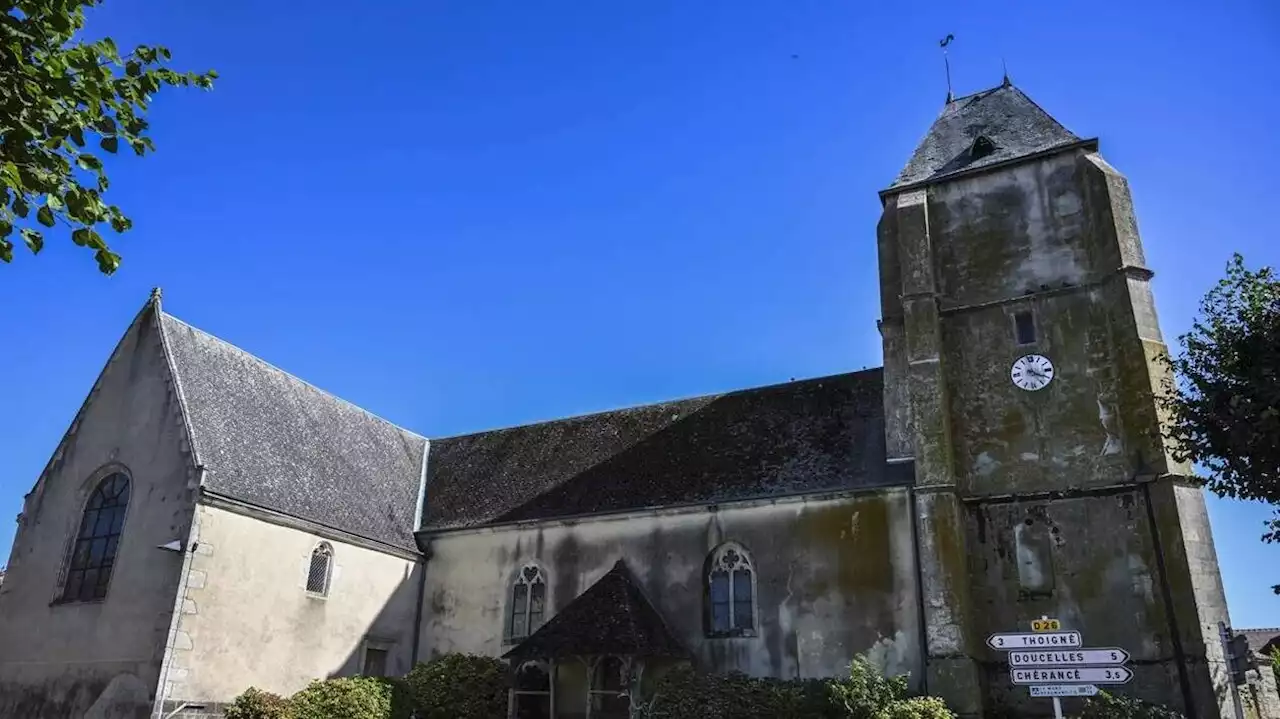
[503,560,689,662]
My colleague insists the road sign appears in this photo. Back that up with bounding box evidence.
[1009,647,1130,667]
[1030,685,1099,698]
[1031,618,1061,632]
[986,631,1082,650]
[1011,667,1133,686]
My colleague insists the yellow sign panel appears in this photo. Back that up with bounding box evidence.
[1031,618,1062,632]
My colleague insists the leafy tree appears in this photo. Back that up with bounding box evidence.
[0,0,216,274]
[1163,254,1280,593]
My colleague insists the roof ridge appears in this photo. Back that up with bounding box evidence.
[948,82,1008,105]
[432,367,884,441]
[160,312,426,441]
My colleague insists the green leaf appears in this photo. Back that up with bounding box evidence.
[95,248,121,275]
[76,154,103,171]
[0,220,11,237]
[12,197,29,218]
[68,126,85,147]
[36,206,55,227]
[20,228,43,254]
[0,239,12,263]
[100,136,119,154]
[126,60,142,77]
[108,210,133,233]
[71,228,90,246]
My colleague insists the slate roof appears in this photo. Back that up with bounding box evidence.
[888,82,1084,191]
[159,312,426,551]
[421,368,900,532]
[504,560,689,661]
[1238,628,1280,658]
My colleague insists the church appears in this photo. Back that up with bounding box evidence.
[0,81,1242,718]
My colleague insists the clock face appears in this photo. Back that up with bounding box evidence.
[1011,354,1054,391]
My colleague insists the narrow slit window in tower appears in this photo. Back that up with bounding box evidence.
[1015,311,1036,345]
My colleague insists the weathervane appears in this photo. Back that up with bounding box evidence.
[940,34,955,102]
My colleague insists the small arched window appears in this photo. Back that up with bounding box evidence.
[306,543,333,596]
[63,472,130,602]
[509,564,547,641]
[706,543,756,637]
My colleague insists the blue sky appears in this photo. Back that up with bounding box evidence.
[1,1,1277,627]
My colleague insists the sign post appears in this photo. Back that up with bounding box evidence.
[988,617,1131,719]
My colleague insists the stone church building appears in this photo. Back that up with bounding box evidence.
[0,82,1244,718]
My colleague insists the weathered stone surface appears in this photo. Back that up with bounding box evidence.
[419,490,923,685]
[0,300,195,719]
[879,89,1234,716]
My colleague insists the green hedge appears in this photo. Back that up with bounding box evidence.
[639,655,956,719]
[287,677,412,719]
[1079,691,1186,719]
[404,653,508,719]
[225,652,956,719]
[223,687,289,719]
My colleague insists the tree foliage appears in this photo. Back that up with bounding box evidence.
[1270,648,1279,688]
[1163,253,1280,593]
[0,0,216,273]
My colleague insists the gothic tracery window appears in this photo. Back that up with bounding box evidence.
[509,564,547,641]
[61,472,130,602]
[706,543,756,636]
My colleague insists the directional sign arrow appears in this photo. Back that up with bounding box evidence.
[986,631,1082,651]
[1009,647,1131,667]
[1011,667,1133,686]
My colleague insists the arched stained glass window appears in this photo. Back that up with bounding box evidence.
[62,472,130,602]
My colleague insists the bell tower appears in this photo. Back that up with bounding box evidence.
[877,83,1235,717]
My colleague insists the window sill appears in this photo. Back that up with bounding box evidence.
[49,597,107,608]
[705,631,758,639]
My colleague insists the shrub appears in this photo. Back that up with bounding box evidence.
[640,656,955,719]
[830,656,910,718]
[1079,691,1185,719]
[641,666,843,718]
[224,687,289,719]
[288,676,409,719]
[404,653,508,719]
[876,696,955,719]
